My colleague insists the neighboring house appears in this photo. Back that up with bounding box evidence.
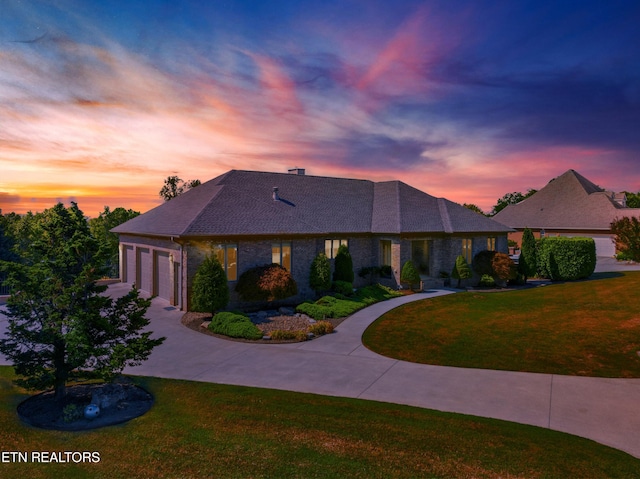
[112,169,512,310]
[493,169,640,257]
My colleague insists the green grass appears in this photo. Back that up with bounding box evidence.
[0,366,638,478]
[363,272,640,377]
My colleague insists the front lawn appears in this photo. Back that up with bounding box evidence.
[362,272,640,377]
[0,367,638,478]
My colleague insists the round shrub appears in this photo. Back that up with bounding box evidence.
[400,260,421,289]
[332,280,353,296]
[236,264,297,302]
[208,312,263,340]
[191,254,229,314]
[491,252,517,282]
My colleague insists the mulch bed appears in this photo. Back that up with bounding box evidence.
[181,312,346,343]
[17,381,154,431]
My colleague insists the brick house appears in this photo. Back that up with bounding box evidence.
[112,169,513,310]
[493,169,640,257]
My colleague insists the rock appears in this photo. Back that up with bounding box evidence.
[201,321,211,329]
[91,384,129,411]
[279,307,295,315]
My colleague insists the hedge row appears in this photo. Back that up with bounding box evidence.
[537,237,596,281]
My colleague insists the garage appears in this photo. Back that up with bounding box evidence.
[123,245,135,284]
[592,235,616,258]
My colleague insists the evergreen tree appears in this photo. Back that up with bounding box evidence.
[89,206,140,278]
[0,203,164,402]
[309,252,331,294]
[518,228,538,282]
[333,244,354,283]
[191,254,230,314]
[451,255,472,288]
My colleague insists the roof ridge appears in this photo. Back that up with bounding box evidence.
[437,198,454,233]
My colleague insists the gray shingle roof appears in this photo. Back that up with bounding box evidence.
[493,169,640,230]
[112,170,512,237]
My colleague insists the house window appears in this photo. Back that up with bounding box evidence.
[213,244,238,281]
[462,238,473,264]
[272,242,292,271]
[487,237,496,251]
[325,239,348,259]
[411,240,430,274]
[380,240,391,266]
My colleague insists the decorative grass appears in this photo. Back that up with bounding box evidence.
[0,367,638,478]
[363,272,640,377]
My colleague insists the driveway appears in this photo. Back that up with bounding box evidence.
[2,267,640,459]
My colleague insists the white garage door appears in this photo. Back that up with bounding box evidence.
[124,245,135,285]
[138,248,152,294]
[593,236,616,257]
[154,251,171,301]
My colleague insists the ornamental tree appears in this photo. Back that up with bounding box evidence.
[0,203,164,402]
[451,255,472,288]
[611,216,640,262]
[333,244,354,283]
[309,252,331,294]
[191,254,229,314]
[518,228,538,282]
[236,264,298,302]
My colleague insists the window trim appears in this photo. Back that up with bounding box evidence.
[213,244,238,281]
[462,238,473,264]
[272,241,292,271]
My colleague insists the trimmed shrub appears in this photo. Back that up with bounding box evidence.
[309,252,331,294]
[208,312,263,340]
[333,244,354,283]
[191,254,229,314]
[472,250,495,277]
[400,261,421,290]
[332,280,353,296]
[538,237,596,281]
[236,264,297,302]
[451,255,472,287]
[518,227,538,281]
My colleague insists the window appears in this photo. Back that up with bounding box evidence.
[487,237,496,251]
[380,240,391,266]
[411,240,430,274]
[462,238,473,264]
[272,242,292,271]
[213,244,238,281]
[325,239,348,259]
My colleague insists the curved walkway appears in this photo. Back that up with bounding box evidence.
[2,279,640,459]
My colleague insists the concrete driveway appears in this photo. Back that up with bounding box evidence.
[2,263,640,459]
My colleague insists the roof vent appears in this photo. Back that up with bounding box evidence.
[272,187,279,201]
[288,167,305,175]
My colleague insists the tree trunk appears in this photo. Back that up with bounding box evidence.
[53,339,67,403]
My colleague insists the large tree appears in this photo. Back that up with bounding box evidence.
[89,206,140,278]
[0,203,164,402]
[159,176,201,201]
[611,216,640,262]
[491,189,537,216]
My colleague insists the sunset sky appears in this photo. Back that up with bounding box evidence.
[1,0,639,217]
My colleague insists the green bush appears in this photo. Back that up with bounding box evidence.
[400,261,421,289]
[452,255,472,287]
[236,264,297,302]
[478,275,496,287]
[208,312,263,340]
[332,280,353,296]
[518,227,538,281]
[191,254,229,314]
[538,237,596,280]
[333,244,354,283]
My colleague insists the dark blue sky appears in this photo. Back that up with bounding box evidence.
[1,0,639,215]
